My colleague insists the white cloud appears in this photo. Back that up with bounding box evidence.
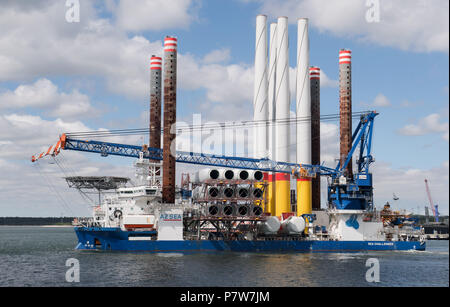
[0,111,147,216]
[0,152,138,216]
[320,70,339,88]
[0,114,91,160]
[202,48,232,64]
[0,1,342,116]
[443,131,449,142]
[0,78,96,119]
[0,1,250,106]
[254,0,449,53]
[288,67,338,99]
[360,93,391,108]
[179,53,254,104]
[0,2,163,99]
[115,0,198,31]
[372,93,391,107]
[400,99,423,108]
[0,112,148,163]
[398,113,449,142]
[310,119,449,214]
[372,160,449,214]
[0,78,58,109]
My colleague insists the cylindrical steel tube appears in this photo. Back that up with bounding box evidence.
[223,187,235,198]
[149,56,162,152]
[296,18,312,217]
[253,15,268,159]
[208,187,220,198]
[266,22,278,217]
[339,49,353,179]
[162,36,178,204]
[310,66,321,210]
[274,17,291,216]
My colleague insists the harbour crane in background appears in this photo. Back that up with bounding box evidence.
[424,179,439,223]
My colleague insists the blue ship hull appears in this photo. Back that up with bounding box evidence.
[74,227,426,253]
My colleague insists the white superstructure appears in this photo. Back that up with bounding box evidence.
[88,159,163,230]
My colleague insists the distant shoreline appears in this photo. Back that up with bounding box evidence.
[0,217,82,226]
[0,225,73,227]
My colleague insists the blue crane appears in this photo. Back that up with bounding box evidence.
[328,111,378,210]
[32,111,378,210]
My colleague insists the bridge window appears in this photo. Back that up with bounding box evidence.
[146,189,156,195]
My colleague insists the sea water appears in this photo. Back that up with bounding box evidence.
[0,226,448,287]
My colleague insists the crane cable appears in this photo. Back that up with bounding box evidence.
[65,111,371,139]
[53,155,97,208]
[33,161,75,216]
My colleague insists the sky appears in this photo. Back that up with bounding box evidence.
[0,0,448,217]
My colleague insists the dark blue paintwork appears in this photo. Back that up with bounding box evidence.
[75,227,426,253]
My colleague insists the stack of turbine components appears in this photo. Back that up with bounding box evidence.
[193,168,266,217]
[195,168,264,182]
[206,203,264,218]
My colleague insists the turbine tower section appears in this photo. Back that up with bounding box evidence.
[296,18,312,217]
[253,15,270,214]
[267,22,278,216]
[253,14,268,160]
[274,16,291,217]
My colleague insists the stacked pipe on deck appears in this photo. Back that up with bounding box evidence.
[194,168,266,218]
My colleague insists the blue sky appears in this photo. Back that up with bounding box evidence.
[0,0,448,216]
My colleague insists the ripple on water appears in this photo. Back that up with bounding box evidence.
[0,227,448,287]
